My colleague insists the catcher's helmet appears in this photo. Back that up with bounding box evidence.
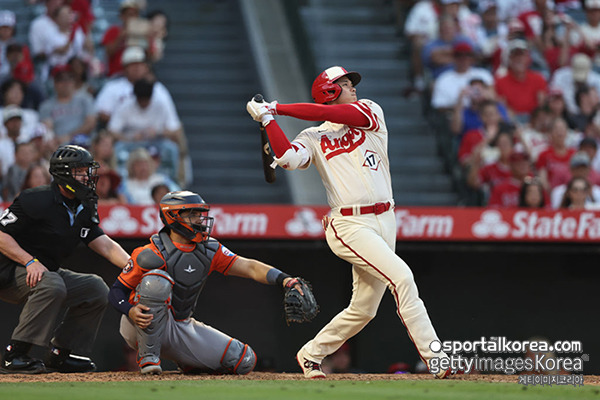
[49,145,100,201]
[159,191,214,243]
[311,66,361,104]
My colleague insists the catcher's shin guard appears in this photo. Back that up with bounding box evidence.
[219,339,256,375]
[135,270,174,374]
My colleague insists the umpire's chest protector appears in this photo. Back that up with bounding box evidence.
[151,231,216,320]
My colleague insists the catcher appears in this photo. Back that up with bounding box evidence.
[108,190,317,374]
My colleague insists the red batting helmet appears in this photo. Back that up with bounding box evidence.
[311,66,361,104]
[159,191,214,243]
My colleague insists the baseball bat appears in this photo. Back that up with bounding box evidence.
[253,94,277,184]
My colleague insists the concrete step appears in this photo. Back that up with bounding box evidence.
[301,7,394,25]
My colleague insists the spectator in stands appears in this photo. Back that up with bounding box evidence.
[431,42,494,110]
[535,117,577,190]
[545,88,575,129]
[495,39,548,121]
[117,147,179,205]
[539,8,581,74]
[96,167,122,205]
[39,67,96,144]
[559,176,597,209]
[569,84,599,132]
[518,107,551,162]
[474,0,508,69]
[466,130,514,195]
[0,79,40,140]
[550,53,600,114]
[422,14,477,80]
[150,182,169,205]
[550,151,600,208]
[2,142,36,202]
[45,4,92,77]
[28,0,63,62]
[518,176,547,207]
[0,11,35,87]
[569,0,600,68]
[20,162,52,192]
[108,78,181,180]
[458,100,512,167]
[68,56,94,97]
[94,46,177,126]
[450,78,509,137]
[91,130,117,170]
[147,10,168,63]
[517,0,552,52]
[101,0,143,77]
[0,106,23,179]
[579,136,600,176]
[488,149,534,207]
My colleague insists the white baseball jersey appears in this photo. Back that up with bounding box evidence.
[292,99,393,209]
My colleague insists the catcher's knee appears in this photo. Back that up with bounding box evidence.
[138,270,174,303]
[220,339,256,375]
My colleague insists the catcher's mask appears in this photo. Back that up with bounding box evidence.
[159,191,214,243]
[49,145,100,201]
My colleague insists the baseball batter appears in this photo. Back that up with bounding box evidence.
[246,66,451,378]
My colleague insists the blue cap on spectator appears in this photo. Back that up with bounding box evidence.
[570,152,591,168]
[0,10,15,27]
[580,137,598,149]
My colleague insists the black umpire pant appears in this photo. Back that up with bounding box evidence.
[0,267,108,354]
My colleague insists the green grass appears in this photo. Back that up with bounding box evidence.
[0,380,597,400]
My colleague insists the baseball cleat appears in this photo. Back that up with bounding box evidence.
[46,349,96,373]
[140,364,162,375]
[435,368,464,379]
[0,355,46,374]
[296,348,326,379]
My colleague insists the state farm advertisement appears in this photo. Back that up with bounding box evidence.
[2,203,600,242]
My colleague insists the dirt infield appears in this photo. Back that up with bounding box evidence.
[0,372,598,385]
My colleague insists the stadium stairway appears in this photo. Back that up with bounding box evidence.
[299,0,458,206]
[146,0,291,204]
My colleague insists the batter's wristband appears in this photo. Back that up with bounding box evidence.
[25,258,38,268]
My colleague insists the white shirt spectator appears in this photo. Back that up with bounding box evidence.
[108,97,181,140]
[404,0,479,42]
[431,67,494,109]
[551,184,600,209]
[496,0,534,22]
[95,77,177,122]
[0,107,40,143]
[45,27,87,70]
[550,67,600,114]
[28,14,59,57]
[118,173,178,205]
[0,136,14,178]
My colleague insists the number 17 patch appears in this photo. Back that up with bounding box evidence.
[363,150,381,171]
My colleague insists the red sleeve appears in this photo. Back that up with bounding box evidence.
[487,184,504,207]
[276,102,369,128]
[535,72,548,92]
[458,130,483,164]
[265,119,293,157]
[209,243,239,275]
[535,150,548,171]
[102,26,121,46]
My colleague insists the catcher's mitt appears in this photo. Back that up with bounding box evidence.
[283,277,319,325]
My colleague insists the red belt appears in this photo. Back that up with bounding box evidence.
[340,202,392,216]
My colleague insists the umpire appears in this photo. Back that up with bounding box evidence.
[0,145,130,374]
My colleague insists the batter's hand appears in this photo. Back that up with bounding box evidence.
[246,97,277,122]
[26,261,48,288]
[129,304,153,329]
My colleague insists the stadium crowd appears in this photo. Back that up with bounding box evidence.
[405,0,600,209]
[0,0,182,206]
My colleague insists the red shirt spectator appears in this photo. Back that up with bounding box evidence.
[536,146,576,189]
[70,0,95,34]
[479,162,512,190]
[488,177,523,207]
[495,40,548,115]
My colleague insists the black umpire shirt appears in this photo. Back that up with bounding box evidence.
[0,182,104,276]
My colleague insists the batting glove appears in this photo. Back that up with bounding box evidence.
[246,98,277,126]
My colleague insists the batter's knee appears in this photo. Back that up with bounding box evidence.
[220,339,256,375]
[138,270,174,302]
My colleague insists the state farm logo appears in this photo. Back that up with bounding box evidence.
[285,208,323,236]
[211,207,268,236]
[472,210,511,238]
[472,210,600,239]
[320,127,366,160]
[396,209,453,237]
[100,206,138,234]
